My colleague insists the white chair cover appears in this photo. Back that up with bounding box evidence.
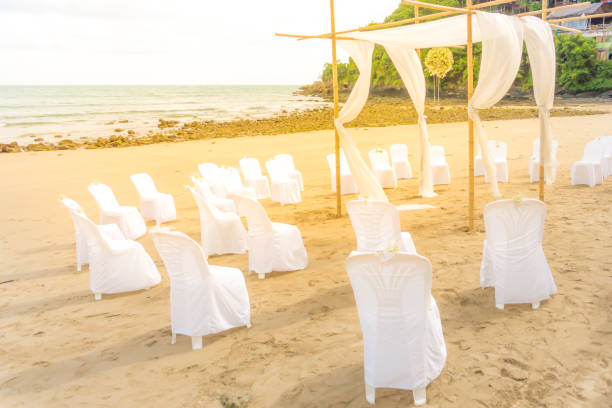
[483,141,509,183]
[191,176,237,214]
[274,154,304,191]
[327,150,359,195]
[228,193,307,277]
[599,136,612,177]
[239,157,271,199]
[571,140,604,187]
[130,173,177,224]
[186,186,247,256]
[74,211,161,299]
[480,199,557,307]
[218,166,256,197]
[347,199,416,254]
[88,183,147,240]
[265,159,301,206]
[430,145,451,185]
[368,148,398,188]
[390,144,413,179]
[529,138,559,183]
[150,229,250,349]
[346,252,446,396]
[198,163,228,198]
[60,198,124,271]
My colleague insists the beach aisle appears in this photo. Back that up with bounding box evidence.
[1,113,611,407]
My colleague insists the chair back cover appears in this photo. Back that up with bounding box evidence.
[369,148,392,169]
[274,154,297,172]
[191,176,214,199]
[73,211,113,254]
[346,252,446,389]
[430,145,446,165]
[198,163,227,198]
[240,157,264,178]
[151,229,208,285]
[347,199,403,251]
[130,173,158,197]
[187,186,224,227]
[532,138,558,160]
[491,141,507,161]
[88,183,120,212]
[231,194,273,235]
[390,144,408,163]
[265,159,285,183]
[328,150,352,173]
[583,140,603,162]
[219,167,245,193]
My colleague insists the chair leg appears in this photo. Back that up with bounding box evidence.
[191,336,203,350]
[258,273,265,280]
[94,293,102,301]
[532,302,540,310]
[365,383,375,404]
[413,387,426,406]
[171,333,176,345]
[496,303,504,310]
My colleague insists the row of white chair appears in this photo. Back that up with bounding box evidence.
[571,136,612,187]
[199,154,303,206]
[326,145,451,195]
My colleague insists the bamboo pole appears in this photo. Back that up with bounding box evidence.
[415,6,421,58]
[539,0,547,202]
[402,0,473,14]
[548,12,612,23]
[467,0,474,231]
[330,0,341,217]
[276,33,358,41]
[516,2,591,17]
[470,0,517,10]
[548,23,582,33]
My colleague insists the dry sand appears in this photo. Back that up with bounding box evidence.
[1,112,611,407]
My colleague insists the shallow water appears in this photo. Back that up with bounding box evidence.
[0,85,329,143]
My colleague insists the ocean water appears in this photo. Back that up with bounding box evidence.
[0,85,329,143]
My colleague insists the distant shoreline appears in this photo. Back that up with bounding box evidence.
[1,97,609,153]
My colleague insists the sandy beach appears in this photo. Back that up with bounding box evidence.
[1,111,611,407]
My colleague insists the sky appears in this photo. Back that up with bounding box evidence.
[0,0,401,85]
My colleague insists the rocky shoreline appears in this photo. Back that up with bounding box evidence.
[1,97,606,153]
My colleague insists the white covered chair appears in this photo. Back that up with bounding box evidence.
[265,159,301,206]
[150,228,250,350]
[198,163,227,198]
[218,166,256,197]
[347,199,417,254]
[430,145,451,185]
[327,151,359,195]
[599,136,612,177]
[130,173,177,224]
[88,183,147,240]
[60,198,125,271]
[529,138,559,183]
[571,140,604,187]
[186,186,247,256]
[228,193,308,279]
[480,199,557,310]
[274,153,304,191]
[73,211,161,300]
[390,144,413,179]
[483,141,509,183]
[191,176,237,214]
[346,252,446,406]
[239,157,271,199]
[368,148,397,188]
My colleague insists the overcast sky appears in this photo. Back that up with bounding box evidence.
[0,0,401,85]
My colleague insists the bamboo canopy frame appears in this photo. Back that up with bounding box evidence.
[276,1,605,225]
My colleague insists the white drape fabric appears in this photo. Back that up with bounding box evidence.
[468,13,524,197]
[522,16,558,184]
[384,46,435,197]
[335,40,387,202]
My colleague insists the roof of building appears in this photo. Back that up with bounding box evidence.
[548,3,605,19]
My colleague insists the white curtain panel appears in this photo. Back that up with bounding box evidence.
[522,16,558,184]
[384,46,435,197]
[335,40,388,202]
[468,13,524,197]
